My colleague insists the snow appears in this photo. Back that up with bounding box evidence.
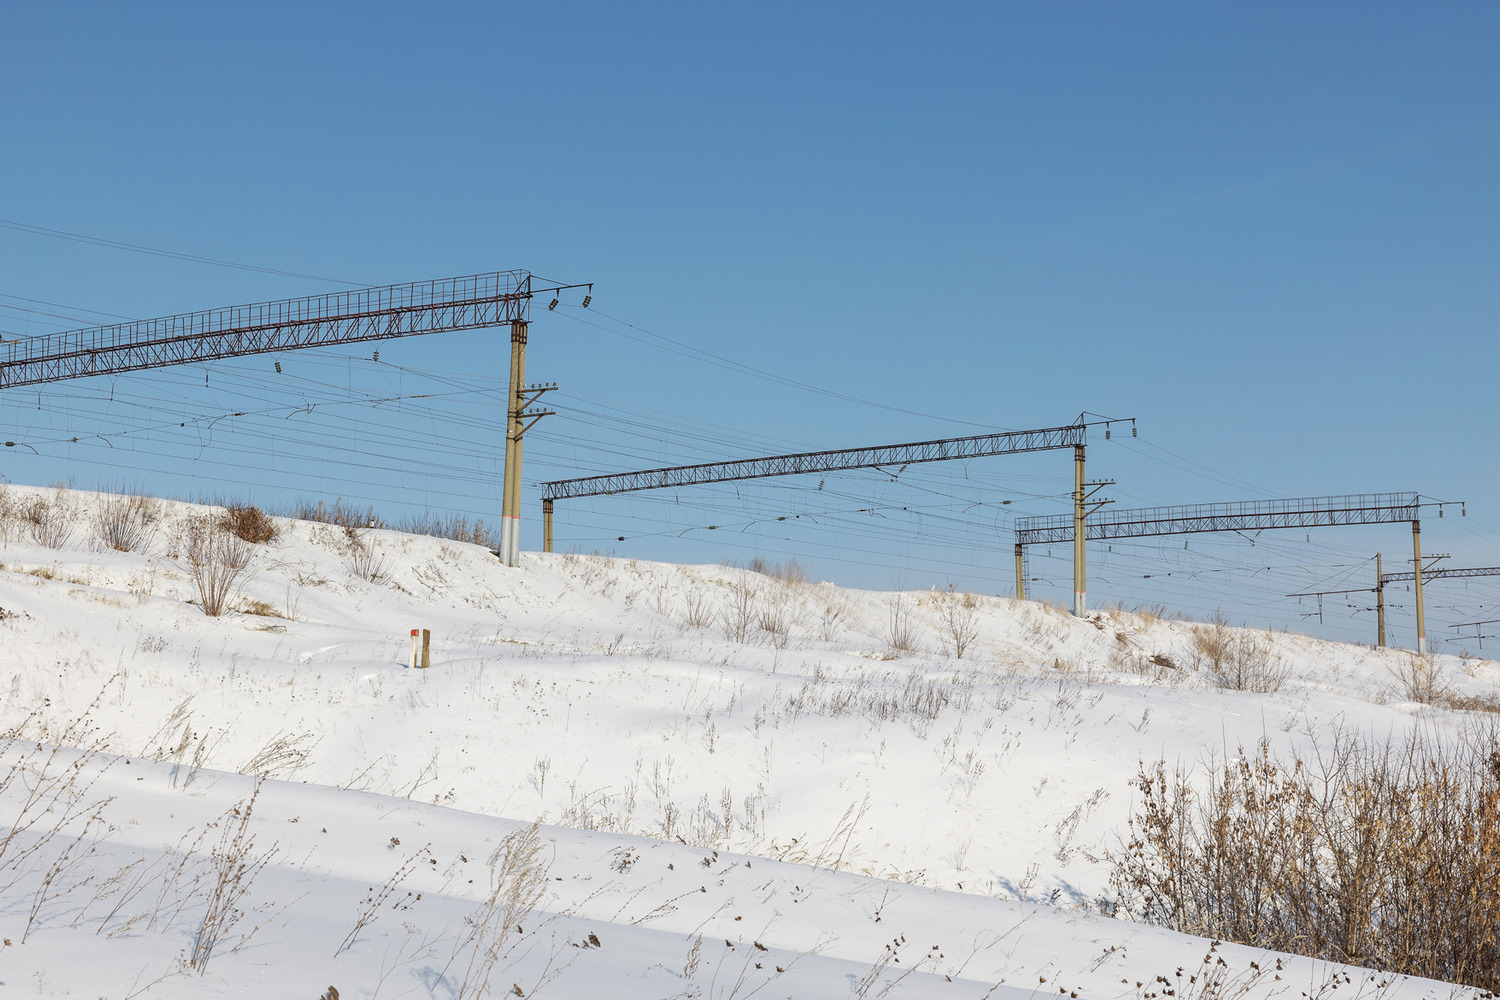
[0,485,1492,998]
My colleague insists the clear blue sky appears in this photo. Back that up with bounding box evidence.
[2,2,1497,647]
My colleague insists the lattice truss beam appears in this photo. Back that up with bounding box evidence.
[1383,565,1500,584]
[542,424,1087,501]
[0,271,540,388]
[1015,492,1420,547]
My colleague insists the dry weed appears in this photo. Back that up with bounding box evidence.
[1111,725,1500,990]
[444,823,550,998]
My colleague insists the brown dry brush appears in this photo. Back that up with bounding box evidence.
[1110,724,1500,990]
[221,503,278,544]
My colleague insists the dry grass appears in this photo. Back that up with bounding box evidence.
[748,555,810,585]
[1110,724,1500,991]
[94,491,160,552]
[395,509,497,549]
[340,524,390,584]
[443,823,550,998]
[24,493,75,549]
[284,496,495,548]
[1190,617,1288,693]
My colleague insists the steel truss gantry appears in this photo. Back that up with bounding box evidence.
[543,424,1086,501]
[1016,492,1451,652]
[0,272,540,387]
[538,423,1097,577]
[0,270,590,568]
[1014,493,1421,545]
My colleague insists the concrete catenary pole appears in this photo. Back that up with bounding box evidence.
[1412,520,1426,654]
[1072,445,1086,617]
[500,319,528,567]
[1375,552,1386,648]
[1015,543,1026,601]
[542,498,554,554]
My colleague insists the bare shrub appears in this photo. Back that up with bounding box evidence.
[221,503,277,544]
[719,573,756,643]
[1389,652,1450,704]
[24,494,74,549]
[283,495,383,530]
[394,509,497,548]
[756,589,806,649]
[184,517,253,616]
[936,586,981,659]
[886,593,917,654]
[682,584,714,629]
[1191,617,1286,692]
[94,492,160,552]
[444,823,550,998]
[341,525,390,584]
[816,590,851,642]
[1110,726,1500,991]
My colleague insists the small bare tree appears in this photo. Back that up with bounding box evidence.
[937,586,981,659]
[887,593,917,654]
[185,517,253,616]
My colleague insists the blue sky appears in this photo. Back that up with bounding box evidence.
[2,2,1497,647]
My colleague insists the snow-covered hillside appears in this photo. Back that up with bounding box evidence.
[0,486,1494,998]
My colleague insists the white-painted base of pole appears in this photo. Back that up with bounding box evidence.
[499,516,520,567]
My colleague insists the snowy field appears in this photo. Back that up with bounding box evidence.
[0,485,1495,998]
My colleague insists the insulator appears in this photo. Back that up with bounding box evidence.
[548,297,559,311]
[274,361,281,373]
[582,294,591,308]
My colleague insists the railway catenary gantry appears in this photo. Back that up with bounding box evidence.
[541,420,1133,616]
[1016,492,1463,652]
[0,270,591,568]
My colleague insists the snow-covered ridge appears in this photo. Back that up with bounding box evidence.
[0,486,1493,997]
